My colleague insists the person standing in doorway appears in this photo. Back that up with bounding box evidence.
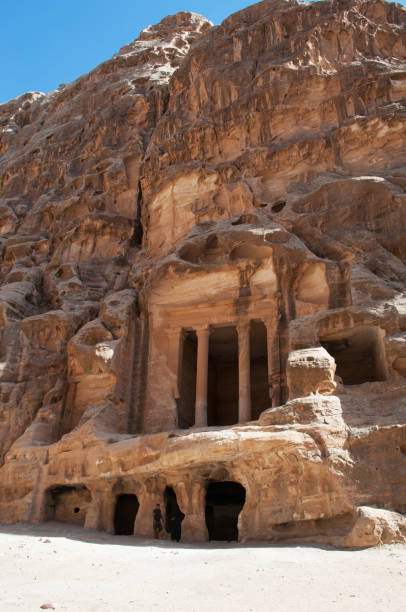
[153,503,163,539]
[169,507,185,542]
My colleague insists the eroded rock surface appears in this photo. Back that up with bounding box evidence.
[0,0,405,547]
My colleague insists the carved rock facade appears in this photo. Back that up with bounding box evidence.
[0,0,406,546]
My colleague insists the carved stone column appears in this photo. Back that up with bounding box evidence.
[84,485,114,532]
[167,328,184,401]
[195,327,210,427]
[175,478,208,542]
[238,322,251,423]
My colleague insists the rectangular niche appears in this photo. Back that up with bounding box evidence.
[320,325,387,385]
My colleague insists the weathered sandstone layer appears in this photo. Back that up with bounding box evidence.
[0,0,405,546]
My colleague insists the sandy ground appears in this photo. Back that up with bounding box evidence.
[0,523,406,612]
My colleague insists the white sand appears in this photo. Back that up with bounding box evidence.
[0,522,405,612]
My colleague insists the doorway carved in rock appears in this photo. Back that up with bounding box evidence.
[205,481,246,541]
[114,494,139,535]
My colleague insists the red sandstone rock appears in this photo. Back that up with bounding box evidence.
[0,0,405,547]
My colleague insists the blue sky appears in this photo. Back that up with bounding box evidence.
[1,0,406,104]
[0,0,250,103]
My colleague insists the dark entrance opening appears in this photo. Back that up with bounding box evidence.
[250,320,269,419]
[114,494,139,535]
[164,486,184,541]
[205,481,246,541]
[45,485,91,526]
[208,326,239,426]
[321,326,387,385]
[178,331,197,428]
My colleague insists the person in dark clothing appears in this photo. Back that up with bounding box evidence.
[169,507,185,542]
[153,503,163,539]
[205,505,214,541]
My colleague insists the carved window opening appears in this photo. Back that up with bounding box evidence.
[321,325,387,385]
[114,494,139,535]
[205,481,246,541]
[45,484,91,526]
[208,326,239,426]
[250,320,269,419]
[178,331,197,428]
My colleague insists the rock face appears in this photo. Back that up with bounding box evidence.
[0,0,405,547]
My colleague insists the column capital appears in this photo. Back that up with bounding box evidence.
[237,321,250,334]
[166,327,184,337]
[195,325,210,337]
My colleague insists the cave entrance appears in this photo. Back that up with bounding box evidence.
[178,331,197,428]
[321,325,387,385]
[208,326,239,426]
[45,485,91,526]
[164,486,184,541]
[205,481,246,541]
[114,494,140,535]
[250,320,269,419]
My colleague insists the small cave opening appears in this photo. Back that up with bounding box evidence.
[320,325,387,385]
[208,326,239,426]
[178,331,197,428]
[206,234,218,249]
[178,243,200,263]
[114,494,140,535]
[271,200,286,213]
[45,485,91,526]
[164,486,184,542]
[205,481,246,541]
[250,320,270,419]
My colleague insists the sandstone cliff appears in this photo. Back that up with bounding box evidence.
[0,0,405,546]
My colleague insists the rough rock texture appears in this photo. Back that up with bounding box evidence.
[0,0,406,547]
